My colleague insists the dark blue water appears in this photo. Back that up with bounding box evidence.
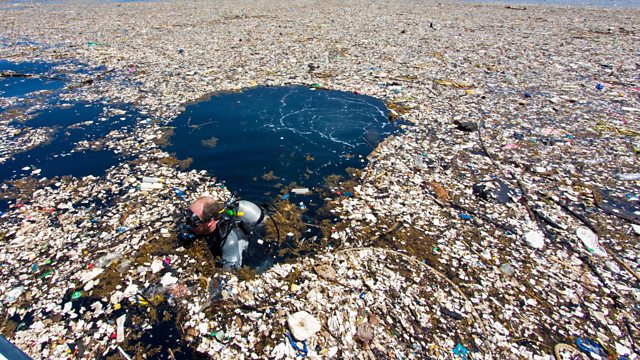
[0,199,10,213]
[1,103,136,181]
[0,60,54,73]
[166,85,395,204]
[0,59,143,182]
[0,60,65,98]
[0,77,64,98]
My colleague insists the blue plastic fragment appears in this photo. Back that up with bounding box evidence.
[344,192,353,197]
[282,194,290,200]
[173,187,187,200]
[596,83,604,90]
[523,92,532,98]
[459,213,472,220]
[359,291,366,299]
[285,331,308,357]
[31,264,38,272]
[576,337,607,357]
[453,343,469,359]
[625,194,639,201]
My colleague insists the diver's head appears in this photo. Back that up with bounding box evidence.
[188,196,222,235]
[178,197,222,241]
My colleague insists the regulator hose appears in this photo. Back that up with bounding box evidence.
[258,204,281,245]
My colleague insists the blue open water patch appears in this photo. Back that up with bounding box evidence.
[0,59,66,98]
[0,199,10,213]
[166,85,397,205]
[0,58,138,182]
[0,103,138,181]
[0,77,64,98]
[23,103,102,128]
[0,60,55,74]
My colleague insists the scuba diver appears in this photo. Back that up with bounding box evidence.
[177,193,273,269]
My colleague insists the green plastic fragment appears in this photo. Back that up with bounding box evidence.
[72,291,82,300]
[215,330,226,341]
[39,270,53,279]
[310,83,321,88]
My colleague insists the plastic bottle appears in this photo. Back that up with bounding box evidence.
[94,252,122,268]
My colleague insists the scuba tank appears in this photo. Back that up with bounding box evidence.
[218,199,268,269]
[236,200,266,233]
